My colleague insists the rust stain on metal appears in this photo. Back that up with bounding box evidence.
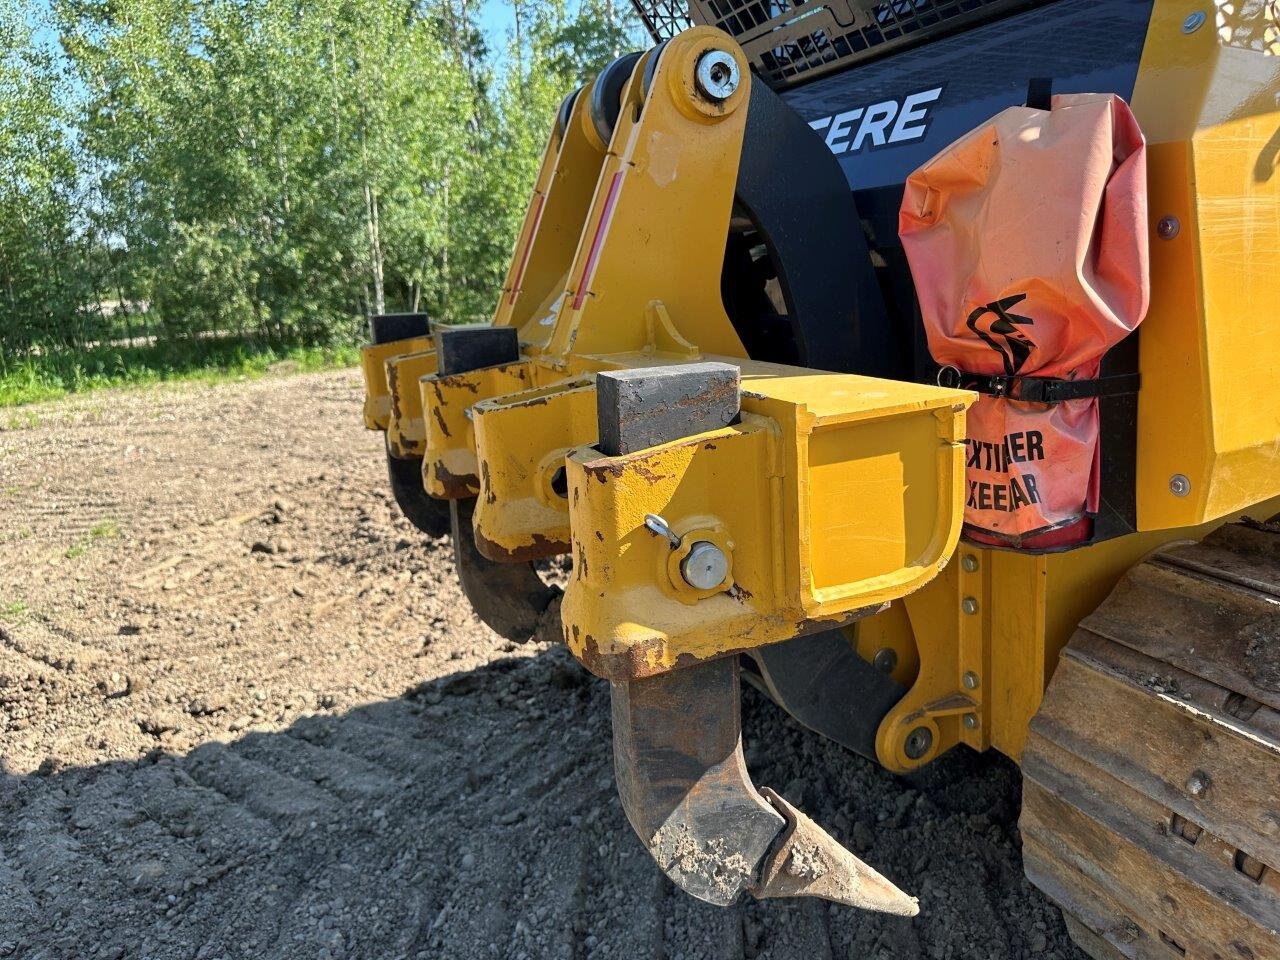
[630,462,666,485]
[431,462,479,499]
[583,461,624,483]
[473,526,568,563]
[595,530,604,542]
[388,367,403,413]
[572,631,781,682]
[480,460,496,505]
[577,632,671,681]
[438,373,482,394]
[432,406,450,439]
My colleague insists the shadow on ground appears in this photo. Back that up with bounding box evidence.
[0,646,1080,960]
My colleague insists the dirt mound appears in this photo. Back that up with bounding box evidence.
[0,371,1081,959]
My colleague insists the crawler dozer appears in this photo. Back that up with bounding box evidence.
[360,1,1280,956]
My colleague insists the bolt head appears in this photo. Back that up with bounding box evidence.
[872,647,898,674]
[1157,215,1180,240]
[963,713,980,730]
[680,540,729,591]
[1169,474,1191,497]
[1186,770,1211,796]
[961,554,979,573]
[1182,10,1206,33]
[962,596,979,615]
[695,50,740,102]
[962,671,980,690]
[904,726,933,760]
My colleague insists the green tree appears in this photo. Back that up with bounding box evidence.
[57,0,476,341]
[0,0,92,353]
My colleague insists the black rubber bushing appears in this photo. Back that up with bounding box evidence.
[588,51,643,145]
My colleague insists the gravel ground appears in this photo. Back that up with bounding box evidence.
[0,369,1083,960]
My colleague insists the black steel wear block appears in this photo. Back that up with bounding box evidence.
[595,362,740,457]
[368,312,431,345]
[434,325,520,375]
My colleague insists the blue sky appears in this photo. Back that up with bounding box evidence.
[479,0,518,51]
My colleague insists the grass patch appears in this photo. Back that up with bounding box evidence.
[0,337,361,409]
[4,410,40,429]
[0,600,29,622]
[65,518,122,559]
[89,519,120,540]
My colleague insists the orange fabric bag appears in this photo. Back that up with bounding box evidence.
[899,93,1149,547]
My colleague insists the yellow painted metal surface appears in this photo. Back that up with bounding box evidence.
[420,361,535,499]
[359,336,432,431]
[543,30,749,362]
[870,1,1280,773]
[559,371,971,679]
[489,118,562,330]
[360,15,1280,778]
[866,3,1280,772]
[384,349,438,458]
[1130,0,1280,530]
[420,29,754,511]
[872,493,1280,773]
[494,82,608,346]
[471,379,598,561]
[852,605,919,690]
[408,30,981,684]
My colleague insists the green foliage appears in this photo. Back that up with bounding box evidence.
[0,0,643,396]
[0,0,98,349]
[0,337,363,407]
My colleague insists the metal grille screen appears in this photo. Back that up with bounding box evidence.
[631,0,1042,87]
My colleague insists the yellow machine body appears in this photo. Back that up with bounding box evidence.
[1129,0,1280,530]
[411,31,977,690]
[862,0,1280,772]
[354,5,1280,951]
[360,9,1280,772]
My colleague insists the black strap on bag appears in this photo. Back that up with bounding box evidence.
[937,365,1140,403]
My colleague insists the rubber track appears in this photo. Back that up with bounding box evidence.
[1021,520,1280,960]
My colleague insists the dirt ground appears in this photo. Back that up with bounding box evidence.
[0,370,1083,960]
